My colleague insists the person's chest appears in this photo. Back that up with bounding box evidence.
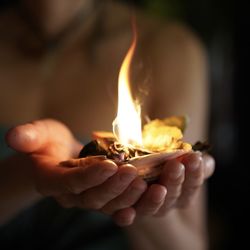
[0,21,154,137]
[0,42,122,137]
[43,50,120,137]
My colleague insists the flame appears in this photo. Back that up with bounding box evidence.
[112,28,142,147]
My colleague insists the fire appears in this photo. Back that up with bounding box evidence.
[112,28,142,147]
[112,25,191,153]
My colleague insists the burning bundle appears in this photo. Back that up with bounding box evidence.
[79,116,195,182]
[78,24,209,182]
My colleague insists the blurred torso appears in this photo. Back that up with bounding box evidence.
[0,1,205,142]
[0,2,156,137]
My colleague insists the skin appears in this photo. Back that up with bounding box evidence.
[21,0,93,37]
[0,0,215,249]
[5,119,214,228]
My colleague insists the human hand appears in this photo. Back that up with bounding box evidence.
[5,120,215,227]
[64,151,214,227]
[112,152,215,226]
[133,152,214,216]
[5,119,146,224]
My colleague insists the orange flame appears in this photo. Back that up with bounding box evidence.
[112,24,142,146]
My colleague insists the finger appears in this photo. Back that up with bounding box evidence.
[112,207,136,227]
[5,122,47,153]
[34,156,117,196]
[101,177,147,215]
[66,164,137,210]
[156,160,185,216]
[135,184,167,216]
[177,153,203,208]
[202,154,215,178]
[5,119,82,158]
[60,155,107,168]
[61,159,118,194]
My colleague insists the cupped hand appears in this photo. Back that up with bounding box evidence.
[113,152,215,226]
[5,119,146,225]
[6,120,215,227]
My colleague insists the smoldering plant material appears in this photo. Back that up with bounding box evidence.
[79,116,209,182]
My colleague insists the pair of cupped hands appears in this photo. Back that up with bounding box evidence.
[6,119,215,226]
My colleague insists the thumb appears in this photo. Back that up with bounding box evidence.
[5,121,49,154]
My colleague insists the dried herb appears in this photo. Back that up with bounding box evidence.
[79,139,150,162]
[79,140,107,158]
[192,141,211,152]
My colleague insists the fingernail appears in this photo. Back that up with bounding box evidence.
[169,164,184,179]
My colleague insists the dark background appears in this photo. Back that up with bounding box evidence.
[1,0,246,249]
[129,1,246,250]
[127,1,241,249]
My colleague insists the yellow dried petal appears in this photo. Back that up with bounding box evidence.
[141,117,191,152]
[181,142,192,151]
[163,115,189,133]
[142,119,184,151]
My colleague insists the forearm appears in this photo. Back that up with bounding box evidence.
[0,154,42,225]
[126,189,207,250]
